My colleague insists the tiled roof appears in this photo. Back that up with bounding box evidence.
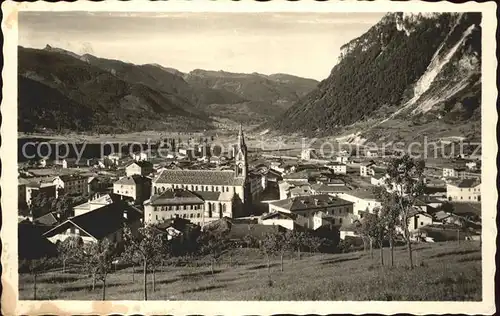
[372,173,386,180]
[150,189,205,206]
[434,210,451,221]
[115,175,151,186]
[59,174,88,182]
[452,178,480,188]
[261,211,298,221]
[449,202,481,217]
[74,193,122,210]
[156,217,195,232]
[26,181,56,188]
[269,194,353,212]
[283,173,310,180]
[311,184,351,193]
[18,178,32,185]
[408,208,433,218]
[341,189,378,200]
[34,212,60,226]
[192,191,221,201]
[154,169,245,186]
[127,160,153,168]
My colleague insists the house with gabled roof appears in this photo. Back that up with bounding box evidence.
[126,160,154,177]
[260,211,298,230]
[268,194,354,229]
[113,175,151,204]
[325,161,347,174]
[337,189,382,218]
[404,209,434,234]
[43,200,143,244]
[203,217,289,243]
[33,212,62,231]
[73,192,123,217]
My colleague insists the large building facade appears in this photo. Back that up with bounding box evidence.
[144,189,235,226]
[151,126,250,217]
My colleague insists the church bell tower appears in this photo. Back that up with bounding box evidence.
[235,124,248,179]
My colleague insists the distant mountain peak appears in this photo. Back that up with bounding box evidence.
[43,44,82,59]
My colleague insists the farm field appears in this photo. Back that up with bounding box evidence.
[19,241,482,301]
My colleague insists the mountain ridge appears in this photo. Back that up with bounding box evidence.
[267,12,481,143]
[18,45,318,133]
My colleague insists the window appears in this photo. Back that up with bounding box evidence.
[339,218,342,224]
[182,214,187,218]
[197,213,201,218]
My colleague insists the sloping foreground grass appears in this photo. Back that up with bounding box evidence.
[19,241,481,301]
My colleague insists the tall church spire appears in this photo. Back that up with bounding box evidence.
[238,123,246,150]
[235,124,248,179]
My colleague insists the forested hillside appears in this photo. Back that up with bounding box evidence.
[268,12,481,142]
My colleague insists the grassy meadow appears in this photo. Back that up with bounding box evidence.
[19,241,482,301]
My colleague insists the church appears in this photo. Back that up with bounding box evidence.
[150,126,250,221]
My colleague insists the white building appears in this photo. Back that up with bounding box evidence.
[267,194,354,229]
[466,161,478,170]
[370,173,388,186]
[126,161,153,177]
[53,174,89,196]
[335,155,349,164]
[446,179,481,202]
[260,211,297,230]
[132,151,150,162]
[144,189,234,226]
[326,162,347,174]
[360,162,376,177]
[337,190,382,218]
[73,193,121,217]
[301,148,316,161]
[405,210,433,233]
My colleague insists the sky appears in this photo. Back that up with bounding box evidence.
[19,12,386,80]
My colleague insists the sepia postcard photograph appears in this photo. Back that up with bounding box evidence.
[1,1,497,315]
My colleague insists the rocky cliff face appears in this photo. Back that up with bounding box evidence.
[269,12,481,143]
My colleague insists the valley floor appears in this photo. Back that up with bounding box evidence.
[19,241,481,301]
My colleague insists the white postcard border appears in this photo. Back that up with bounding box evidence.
[1,1,497,315]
